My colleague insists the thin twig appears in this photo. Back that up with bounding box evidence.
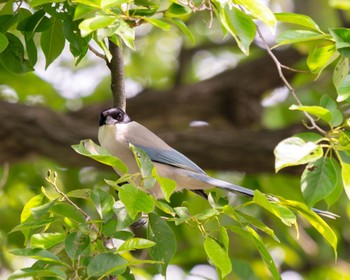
[46,171,91,221]
[107,40,126,111]
[256,27,327,135]
[88,45,107,60]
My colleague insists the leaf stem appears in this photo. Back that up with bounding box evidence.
[256,27,327,135]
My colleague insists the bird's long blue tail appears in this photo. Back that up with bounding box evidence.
[190,173,338,219]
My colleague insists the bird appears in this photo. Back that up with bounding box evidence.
[98,107,336,218]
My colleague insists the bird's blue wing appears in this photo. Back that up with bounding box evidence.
[135,144,206,174]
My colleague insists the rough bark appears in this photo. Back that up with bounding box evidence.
[0,49,304,174]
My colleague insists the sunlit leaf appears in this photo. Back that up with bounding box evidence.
[253,190,296,226]
[118,184,154,219]
[130,144,156,189]
[282,199,337,257]
[246,227,281,280]
[0,32,8,53]
[169,18,195,44]
[307,43,337,75]
[204,236,232,278]
[143,17,172,31]
[275,30,330,47]
[117,238,155,252]
[275,12,323,32]
[30,0,65,7]
[79,15,116,37]
[338,150,350,199]
[336,74,350,102]
[289,104,332,123]
[31,233,65,249]
[236,0,276,27]
[274,136,323,172]
[72,139,128,174]
[219,5,256,54]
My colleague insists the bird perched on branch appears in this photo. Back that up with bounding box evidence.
[98,107,336,218]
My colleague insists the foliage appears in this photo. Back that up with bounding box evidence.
[8,140,337,279]
[2,0,350,279]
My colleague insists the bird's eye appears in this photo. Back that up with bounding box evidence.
[115,112,123,121]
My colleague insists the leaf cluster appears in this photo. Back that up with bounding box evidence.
[9,140,338,279]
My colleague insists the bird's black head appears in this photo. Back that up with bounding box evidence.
[99,108,132,126]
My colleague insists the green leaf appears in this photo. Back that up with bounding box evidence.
[246,227,281,280]
[87,253,127,277]
[289,104,332,123]
[72,139,128,174]
[307,43,337,74]
[147,212,176,275]
[329,27,350,57]
[40,17,65,69]
[79,15,116,37]
[31,233,65,249]
[0,32,9,53]
[301,157,339,207]
[274,136,323,172]
[275,12,323,32]
[113,200,137,230]
[30,0,65,7]
[165,3,191,20]
[282,199,337,257]
[320,95,343,127]
[275,30,330,47]
[50,203,86,223]
[0,33,33,73]
[130,144,156,189]
[9,267,65,280]
[143,17,172,31]
[324,157,343,207]
[154,173,176,202]
[338,151,350,199]
[330,0,350,9]
[169,18,195,44]
[30,199,57,218]
[21,194,45,223]
[336,74,350,102]
[10,218,55,233]
[117,238,156,252]
[235,0,276,27]
[118,184,154,219]
[224,206,280,242]
[333,57,349,88]
[65,232,90,259]
[219,6,256,54]
[113,19,135,50]
[91,188,115,220]
[66,188,91,199]
[253,190,296,226]
[10,248,69,267]
[204,236,232,278]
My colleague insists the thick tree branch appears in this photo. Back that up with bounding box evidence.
[0,101,305,173]
[107,40,126,111]
[0,49,304,174]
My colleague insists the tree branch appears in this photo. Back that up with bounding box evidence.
[107,40,126,111]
